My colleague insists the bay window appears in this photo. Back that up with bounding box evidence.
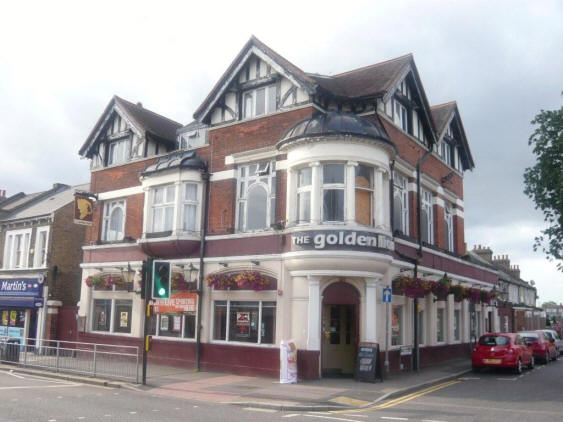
[213,300,276,345]
[322,164,345,222]
[237,161,276,232]
[444,204,454,252]
[242,85,277,119]
[355,165,373,226]
[296,167,312,223]
[102,200,126,241]
[421,189,434,244]
[182,183,199,232]
[392,172,409,235]
[150,185,176,233]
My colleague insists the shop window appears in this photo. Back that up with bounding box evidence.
[392,172,409,235]
[437,308,445,343]
[149,313,196,339]
[92,298,132,334]
[421,189,433,244]
[355,165,373,226]
[454,309,461,341]
[296,167,312,223]
[182,183,199,232]
[150,185,176,233]
[391,304,403,346]
[237,161,276,232]
[444,204,454,252]
[2,229,31,269]
[0,310,26,332]
[242,85,277,119]
[107,138,130,166]
[33,227,49,268]
[418,309,425,345]
[322,163,345,222]
[213,300,276,345]
[102,200,126,241]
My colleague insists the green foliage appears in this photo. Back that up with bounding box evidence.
[523,101,563,271]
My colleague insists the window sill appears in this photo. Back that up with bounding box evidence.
[210,340,277,348]
[151,336,196,342]
[88,330,134,337]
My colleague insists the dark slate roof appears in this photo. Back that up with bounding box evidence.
[430,102,457,135]
[79,96,182,157]
[277,111,394,151]
[193,35,317,121]
[309,54,413,98]
[142,150,207,176]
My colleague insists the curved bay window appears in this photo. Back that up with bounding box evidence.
[355,164,373,226]
[237,161,276,232]
[322,164,345,222]
[296,167,312,223]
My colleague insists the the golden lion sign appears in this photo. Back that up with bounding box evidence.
[74,194,94,225]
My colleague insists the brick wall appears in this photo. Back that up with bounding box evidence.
[90,157,157,193]
[208,179,236,235]
[453,215,465,255]
[434,204,445,249]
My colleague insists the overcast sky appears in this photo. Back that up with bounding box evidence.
[1,1,561,302]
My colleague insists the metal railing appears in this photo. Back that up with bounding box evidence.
[0,337,139,383]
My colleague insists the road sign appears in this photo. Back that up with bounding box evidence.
[382,286,392,303]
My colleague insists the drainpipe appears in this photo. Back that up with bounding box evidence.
[195,170,210,371]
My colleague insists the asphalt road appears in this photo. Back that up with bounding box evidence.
[2,359,563,422]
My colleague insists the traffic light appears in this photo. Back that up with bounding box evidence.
[152,261,170,299]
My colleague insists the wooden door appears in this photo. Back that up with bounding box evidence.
[322,304,356,376]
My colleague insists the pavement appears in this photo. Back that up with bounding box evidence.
[0,357,471,411]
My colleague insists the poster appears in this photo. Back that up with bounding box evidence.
[280,339,298,384]
[172,316,181,332]
[98,310,106,327]
[120,311,129,328]
[1,311,7,326]
[160,315,169,331]
[236,312,250,336]
[9,310,17,326]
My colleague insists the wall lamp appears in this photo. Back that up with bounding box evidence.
[219,262,229,268]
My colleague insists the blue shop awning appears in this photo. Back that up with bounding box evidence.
[0,297,43,308]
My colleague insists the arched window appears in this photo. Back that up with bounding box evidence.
[102,200,126,241]
[246,185,268,230]
[237,161,276,232]
[444,204,454,252]
[392,172,409,235]
[421,189,433,244]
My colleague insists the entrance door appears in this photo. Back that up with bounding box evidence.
[322,304,355,376]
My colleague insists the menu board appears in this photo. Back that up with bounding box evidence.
[354,342,382,383]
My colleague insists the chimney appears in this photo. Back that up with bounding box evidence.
[493,254,511,271]
[136,102,143,108]
[472,244,493,263]
[508,264,521,280]
[0,189,6,199]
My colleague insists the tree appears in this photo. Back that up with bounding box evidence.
[523,102,563,271]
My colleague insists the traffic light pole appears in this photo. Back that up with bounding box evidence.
[142,258,153,385]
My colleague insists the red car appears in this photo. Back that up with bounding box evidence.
[472,333,534,374]
[518,330,558,364]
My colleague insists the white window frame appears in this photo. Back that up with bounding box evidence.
[107,138,130,166]
[321,163,346,223]
[393,172,409,235]
[436,306,446,344]
[454,307,461,342]
[296,166,312,224]
[444,204,454,252]
[354,164,374,226]
[90,298,133,335]
[182,183,199,233]
[102,199,126,242]
[421,189,434,244]
[33,226,50,268]
[236,161,276,232]
[149,184,176,233]
[152,313,196,341]
[211,300,276,346]
[391,303,405,347]
[3,228,32,269]
[394,100,408,132]
[242,84,277,119]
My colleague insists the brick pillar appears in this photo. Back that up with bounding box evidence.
[453,215,465,255]
[434,204,445,249]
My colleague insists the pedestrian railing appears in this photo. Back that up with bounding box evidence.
[0,337,139,383]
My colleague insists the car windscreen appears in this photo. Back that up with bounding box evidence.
[478,335,510,346]
[519,332,539,341]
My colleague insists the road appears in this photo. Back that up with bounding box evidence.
[1,359,562,422]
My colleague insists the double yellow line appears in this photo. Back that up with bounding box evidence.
[334,379,462,414]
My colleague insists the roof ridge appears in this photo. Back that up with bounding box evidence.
[114,96,182,126]
[431,100,457,109]
[332,53,413,78]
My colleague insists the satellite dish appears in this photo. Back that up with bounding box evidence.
[530,280,535,286]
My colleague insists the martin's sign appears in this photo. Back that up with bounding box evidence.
[0,278,43,297]
[291,230,394,252]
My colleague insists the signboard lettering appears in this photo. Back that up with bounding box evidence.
[354,342,383,383]
[153,291,197,314]
[0,278,43,297]
[291,230,394,252]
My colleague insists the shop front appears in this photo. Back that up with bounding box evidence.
[0,277,44,343]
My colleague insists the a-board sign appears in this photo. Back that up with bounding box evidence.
[354,342,383,383]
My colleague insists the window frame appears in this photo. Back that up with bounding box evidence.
[182,183,199,233]
[321,163,346,223]
[296,166,312,224]
[101,199,126,242]
[150,312,196,341]
[236,161,276,232]
[393,172,409,235]
[436,307,446,343]
[242,84,277,119]
[107,138,130,166]
[391,304,405,347]
[33,226,50,268]
[91,298,133,334]
[354,164,374,227]
[212,299,276,346]
[421,189,434,244]
[2,228,32,269]
[444,204,454,252]
[149,184,176,233]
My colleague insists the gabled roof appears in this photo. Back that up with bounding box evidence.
[193,36,317,122]
[431,101,475,170]
[309,54,413,99]
[79,96,182,158]
[3,183,89,222]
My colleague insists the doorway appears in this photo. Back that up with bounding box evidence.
[321,281,359,377]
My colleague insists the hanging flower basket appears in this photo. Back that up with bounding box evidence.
[86,274,127,290]
[469,288,482,304]
[430,280,450,300]
[481,289,497,305]
[206,271,274,292]
[449,284,468,302]
[392,276,431,299]
[171,272,190,291]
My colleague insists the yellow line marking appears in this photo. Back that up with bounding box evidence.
[329,396,371,407]
[333,379,462,414]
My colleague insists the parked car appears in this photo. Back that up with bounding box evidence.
[518,330,557,363]
[542,329,563,356]
[472,333,534,374]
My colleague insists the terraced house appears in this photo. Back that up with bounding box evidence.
[75,37,499,379]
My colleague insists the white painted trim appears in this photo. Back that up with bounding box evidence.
[290,270,384,279]
[283,250,394,262]
[80,261,143,269]
[210,169,236,181]
[82,243,139,250]
[97,185,143,200]
[432,197,445,207]
[452,208,464,218]
[137,234,200,244]
[225,146,278,165]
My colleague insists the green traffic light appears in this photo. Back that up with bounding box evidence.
[159,287,166,297]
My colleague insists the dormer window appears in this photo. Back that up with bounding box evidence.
[108,139,130,166]
[439,141,452,166]
[242,85,277,119]
[394,100,408,132]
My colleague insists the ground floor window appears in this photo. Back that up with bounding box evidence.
[148,313,196,339]
[454,309,461,341]
[391,305,403,346]
[92,299,132,334]
[417,309,425,345]
[436,308,445,343]
[213,300,276,345]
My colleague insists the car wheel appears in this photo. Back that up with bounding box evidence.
[472,365,480,373]
[552,351,558,361]
[528,356,534,369]
[514,359,523,375]
[544,351,550,364]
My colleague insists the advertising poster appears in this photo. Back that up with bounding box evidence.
[172,316,181,332]
[236,311,250,336]
[120,311,128,328]
[1,310,7,326]
[280,339,298,384]
[160,315,169,331]
[9,310,17,326]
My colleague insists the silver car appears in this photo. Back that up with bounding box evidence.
[543,329,563,356]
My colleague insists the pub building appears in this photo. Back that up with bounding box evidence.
[76,37,499,379]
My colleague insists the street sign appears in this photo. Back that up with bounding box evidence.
[382,286,392,303]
